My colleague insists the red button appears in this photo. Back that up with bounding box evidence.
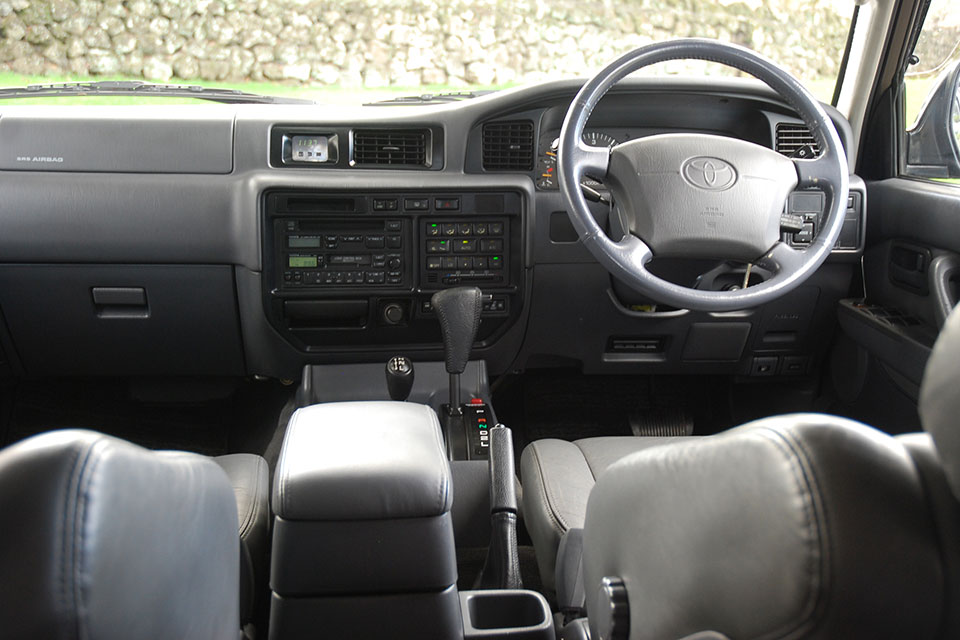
[470,398,483,404]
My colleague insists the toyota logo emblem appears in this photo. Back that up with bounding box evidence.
[681,157,737,191]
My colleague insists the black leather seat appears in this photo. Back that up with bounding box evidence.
[0,430,243,639]
[527,305,960,639]
[212,453,270,621]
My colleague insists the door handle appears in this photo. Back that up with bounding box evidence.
[91,287,149,319]
[929,255,960,328]
[889,242,931,294]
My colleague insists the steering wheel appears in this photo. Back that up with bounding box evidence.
[559,39,848,311]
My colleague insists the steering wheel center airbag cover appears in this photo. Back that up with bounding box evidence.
[606,133,798,261]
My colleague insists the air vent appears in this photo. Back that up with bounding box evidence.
[775,123,821,157]
[483,121,534,171]
[352,129,429,166]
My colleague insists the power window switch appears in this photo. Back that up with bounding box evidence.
[780,356,810,375]
[751,356,779,377]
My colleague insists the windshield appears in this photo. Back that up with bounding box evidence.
[0,0,854,105]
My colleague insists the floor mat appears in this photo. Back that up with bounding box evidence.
[494,370,733,454]
[0,377,291,457]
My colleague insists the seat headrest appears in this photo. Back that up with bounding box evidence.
[582,416,944,640]
[921,303,960,500]
[0,430,240,640]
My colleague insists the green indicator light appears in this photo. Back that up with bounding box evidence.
[431,224,437,227]
[492,256,500,261]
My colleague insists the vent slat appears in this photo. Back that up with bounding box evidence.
[775,123,822,157]
[353,129,428,166]
[483,121,534,171]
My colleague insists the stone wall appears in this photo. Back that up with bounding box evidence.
[0,0,852,87]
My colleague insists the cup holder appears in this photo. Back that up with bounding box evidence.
[460,589,554,639]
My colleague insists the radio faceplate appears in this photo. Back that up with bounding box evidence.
[278,217,411,289]
[262,190,524,352]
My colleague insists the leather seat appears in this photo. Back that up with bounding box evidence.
[528,305,960,639]
[212,453,270,622]
[0,430,243,639]
[521,436,690,589]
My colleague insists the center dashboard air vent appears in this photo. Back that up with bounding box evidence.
[482,121,534,171]
[775,123,821,157]
[351,129,431,167]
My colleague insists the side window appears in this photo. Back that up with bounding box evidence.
[902,0,960,183]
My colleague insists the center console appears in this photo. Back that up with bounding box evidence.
[261,190,524,353]
[269,400,553,640]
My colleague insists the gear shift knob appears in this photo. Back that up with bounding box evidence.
[431,286,483,375]
[431,286,482,414]
[385,356,414,401]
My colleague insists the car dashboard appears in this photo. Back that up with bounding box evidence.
[0,76,865,383]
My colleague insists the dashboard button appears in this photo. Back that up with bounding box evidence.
[404,198,429,211]
[372,199,398,211]
[442,223,457,236]
[489,256,503,269]
[427,257,442,270]
[480,238,503,253]
[442,257,456,269]
[474,257,487,270]
[489,222,504,235]
[365,235,385,248]
[454,239,477,253]
[474,223,488,235]
[427,240,450,253]
[426,223,440,236]
[436,198,460,211]
[458,223,473,235]
[386,235,402,248]
[386,220,402,232]
[458,257,473,270]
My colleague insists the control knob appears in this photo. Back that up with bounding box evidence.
[383,303,405,325]
[387,257,402,270]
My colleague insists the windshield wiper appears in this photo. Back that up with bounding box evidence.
[365,90,494,106]
[0,81,314,104]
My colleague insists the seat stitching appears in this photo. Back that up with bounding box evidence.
[574,441,601,481]
[237,457,261,539]
[753,426,828,640]
[530,443,570,533]
[73,438,109,640]
[56,442,86,639]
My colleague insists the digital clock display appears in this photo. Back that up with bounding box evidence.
[291,135,329,162]
[289,256,318,268]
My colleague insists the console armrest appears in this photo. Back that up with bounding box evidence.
[273,401,452,521]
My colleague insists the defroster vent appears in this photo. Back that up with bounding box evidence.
[775,123,821,157]
[352,129,429,166]
[483,121,534,171]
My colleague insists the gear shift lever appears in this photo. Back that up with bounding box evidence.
[431,286,482,415]
[385,356,414,401]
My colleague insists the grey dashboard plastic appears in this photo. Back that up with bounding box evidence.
[0,110,234,174]
[0,77,863,379]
